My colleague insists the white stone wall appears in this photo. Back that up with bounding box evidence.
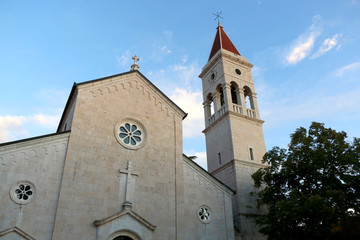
[183,157,234,240]
[52,72,186,239]
[0,133,70,240]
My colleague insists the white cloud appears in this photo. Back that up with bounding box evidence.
[116,50,132,68]
[170,88,204,138]
[185,151,207,170]
[262,87,360,127]
[0,113,61,143]
[31,114,61,128]
[311,34,341,58]
[286,34,317,64]
[285,16,322,64]
[335,62,360,77]
[0,116,27,142]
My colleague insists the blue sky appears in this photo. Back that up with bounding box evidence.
[1,0,360,169]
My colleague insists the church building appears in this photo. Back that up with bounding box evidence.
[0,22,267,240]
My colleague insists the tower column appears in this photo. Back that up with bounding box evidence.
[239,89,246,109]
[253,93,260,119]
[213,92,220,114]
[203,101,211,127]
[223,84,232,111]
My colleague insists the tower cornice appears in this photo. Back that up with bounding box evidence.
[202,111,264,134]
[199,49,253,78]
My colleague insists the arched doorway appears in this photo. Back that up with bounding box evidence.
[113,236,133,240]
[108,230,141,240]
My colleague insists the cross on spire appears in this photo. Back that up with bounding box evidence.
[213,11,223,25]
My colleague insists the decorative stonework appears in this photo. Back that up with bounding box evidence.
[197,205,212,224]
[84,75,187,120]
[115,118,147,150]
[9,181,36,205]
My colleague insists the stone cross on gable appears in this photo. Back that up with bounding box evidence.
[119,160,139,205]
[130,55,140,71]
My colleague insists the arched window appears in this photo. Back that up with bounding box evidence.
[216,84,224,107]
[230,82,240,104]
[243,86,254,110]
[219,88,224,107]
[205,93,214,118]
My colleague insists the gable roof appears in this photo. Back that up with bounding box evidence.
[57,70,187,132]
[208,23,241,61]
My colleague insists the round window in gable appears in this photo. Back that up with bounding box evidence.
[235,69,241,75]
[10,181,36,205]
[197,205,212,224]
[115,118,147,150]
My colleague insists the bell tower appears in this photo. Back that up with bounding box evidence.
[199,22,267,239]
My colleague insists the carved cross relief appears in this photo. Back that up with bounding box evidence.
[119,160,139,206]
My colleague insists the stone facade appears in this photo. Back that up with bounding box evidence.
[0,70,235,240]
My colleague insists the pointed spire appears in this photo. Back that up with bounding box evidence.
[208,24,241,61]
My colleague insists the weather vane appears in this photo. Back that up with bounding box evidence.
[213,11,223,24]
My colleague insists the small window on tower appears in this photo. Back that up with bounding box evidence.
[218,152,222,165]
[235,69,241,75]
[249,148,254,161]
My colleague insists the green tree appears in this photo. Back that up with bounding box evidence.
[252,122,360,240]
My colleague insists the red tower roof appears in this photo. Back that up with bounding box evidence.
[208,23,241,61]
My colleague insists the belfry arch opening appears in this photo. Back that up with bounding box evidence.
[216,84,225,107]
[205,93,214,118]
[243,86,254,110]
[230,82,240,104]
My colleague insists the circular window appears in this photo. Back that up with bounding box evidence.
[209,71,217,83]
[9,181,36,205]
[235,69,241,75]
[197,206,212,224]
[115,118,147,150]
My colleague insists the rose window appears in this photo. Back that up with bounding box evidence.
[119,123,142,146]
[198,206,212,223]
[115,119,147,150]
[10,181,36,204]
[15,183,33,200]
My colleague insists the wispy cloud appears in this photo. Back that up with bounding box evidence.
[311,34,342,58]
[147,60,201,92]
[163,30,173,39]
[335,62,360,77]
[285,16,322,64]
[159,45,172,55]
[116,50,132,68]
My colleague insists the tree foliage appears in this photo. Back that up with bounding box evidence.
[252,122,360,240]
